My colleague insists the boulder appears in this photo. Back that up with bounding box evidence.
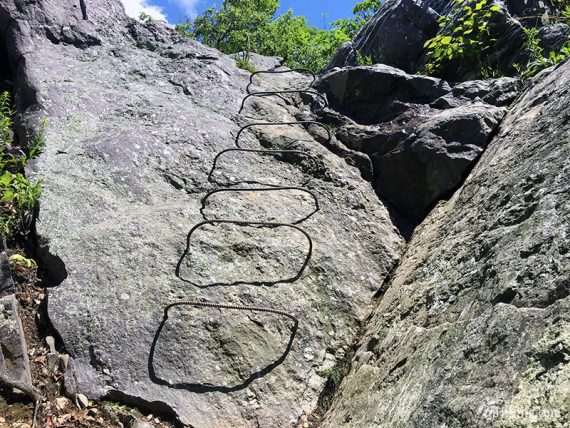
[0,294,32,389]
[317,65,512,221]
[326,0,569,80]
[325,0,439,73]
[321,59,570,428]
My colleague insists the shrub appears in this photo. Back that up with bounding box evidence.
[0,91,44,238]
[424,0,502,76]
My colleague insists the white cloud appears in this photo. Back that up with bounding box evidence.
[121,0,168,22]
[170,0,202,18]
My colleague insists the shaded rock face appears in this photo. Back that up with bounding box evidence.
[327,0,569,80]
[0,295,32,387]
[0,250,13,295]
[326,0,439,74]
[1,1,404,426]
[321,60,570,428]
[316,64,516,221]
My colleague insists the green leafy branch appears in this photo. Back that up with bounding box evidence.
[0,91,44,238]
[513,28,570,79]
[424,0,502,75]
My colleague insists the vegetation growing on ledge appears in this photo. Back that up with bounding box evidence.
[423,0,502,76]
[176,0,381,72]
[0,91,44,239]
[423,0,570,79]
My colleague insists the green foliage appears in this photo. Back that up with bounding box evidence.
[333,0,381,39]
[235,53,257,72]
[8,253,38,271]
[356,51,374,66]
[562,4,570,24]
[0,91,44,238]
[322,364,344,388]
[480,65,503,79]
[176,0,382,73]
[139,12,156,24]
[424,0,502,76]
[513,28,570,79]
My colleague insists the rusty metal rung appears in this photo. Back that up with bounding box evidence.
[175,219,313,286]
[234,121,331,149]
[158,68,332,388]
[208,148,320,183]
[201,186,320,213]
[239,90,328,114]
[163,300,299,331]
[247,68,316,93]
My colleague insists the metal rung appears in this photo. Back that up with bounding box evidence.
[175,220,313,286]
[208,148,320,182]
[201,186,320,214]
[239,90,328,114]
[247,68,316,93]
[162,300,299,331]
[234,121,331,148]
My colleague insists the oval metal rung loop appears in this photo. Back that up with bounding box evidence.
[239,90,328,114]
[176,220,313,286]
[208,148,320,182]
[163,300,299,332]
[234,121,331,149]
[200,186,320,222]
[202,186,319,211]
[247,68,316,93]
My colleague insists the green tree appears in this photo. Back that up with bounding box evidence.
[333,0,381,38]
[176,0,381,73]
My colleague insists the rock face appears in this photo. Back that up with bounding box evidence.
[316,64,516,221]
[1,1,404,426]
[320,60,570,427]
[0,294,32,388]
[325,0,439,74]
[327,0,569,80]
[0,250,13,295]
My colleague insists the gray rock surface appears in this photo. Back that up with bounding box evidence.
[2,1,404,426]
[0,294,32,388]
[321,60,570,428]
[230,52,284,71]
[0,250,13,295]
[316,65,512,221]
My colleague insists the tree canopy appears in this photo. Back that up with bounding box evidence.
[176,0,381,72]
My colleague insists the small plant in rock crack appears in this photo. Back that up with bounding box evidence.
[235,52,257,73]
[513,28,570,79]
[356,51,374,66]
[139,12,156,24]
[0,91,44,238]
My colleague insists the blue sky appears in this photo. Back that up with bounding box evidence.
[121,0,357,27]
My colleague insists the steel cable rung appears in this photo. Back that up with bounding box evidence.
[239,90,328,114]
[234,121,331,149]
[247,68,316,94]
[207,148,321,183]
[163,300,299,332]
[201,186,320,213]
[157,68,333,389]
